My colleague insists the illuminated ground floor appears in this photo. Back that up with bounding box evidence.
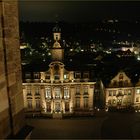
[23,82,95,118]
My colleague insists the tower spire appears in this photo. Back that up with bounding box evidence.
[51,24,64,62]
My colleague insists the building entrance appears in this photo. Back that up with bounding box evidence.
[55,102,61,112]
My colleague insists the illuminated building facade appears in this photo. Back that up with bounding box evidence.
[22,25,95,118]
[104,71,140,110]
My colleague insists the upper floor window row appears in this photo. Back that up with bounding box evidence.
[113,80,129,86]
[75,72,89,79]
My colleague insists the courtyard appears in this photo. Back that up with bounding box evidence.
[26,111,140,139]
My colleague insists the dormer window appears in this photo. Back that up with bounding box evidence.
[25,73,31,79]
[83,72,89,79]
[119,73,123,81]
[54,74,60,80]
[64,74,69,80]
[34,72,40,79]
[45,73,50,79]
[75,72,81,79]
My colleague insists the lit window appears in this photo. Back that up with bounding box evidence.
[64,74,69,80]
[117,99,122,104]
[108,91,112,96]
[54,74,60,80]
[55,87,61,99]
[84,86,88,94]
[124,90,127,95]
[76,86,80,94]
[64,87,70,99]
[128,90,131,95]
[36,100,40,108]
[27,100,32,108]
[35,87,40,95]
[136,89,140,94]
[27,87,31,95]
[34,72,40,79]
[113,90,116,96]
[118,90,123,96]
[136,97,139,102]
[45,87,51,99]
[113,99,116,104]
[127,98,131,103]
[84,97,88,108]
[75,97,80,108]
[119,73,123,80]
[64,74,67,79]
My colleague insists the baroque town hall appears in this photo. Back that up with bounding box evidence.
[22,25,96,118]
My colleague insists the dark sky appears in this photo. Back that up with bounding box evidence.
[19,0,140,22]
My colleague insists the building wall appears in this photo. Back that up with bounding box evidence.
[0,0,25,138]
[104,72,140,110]
[134,86,140,109]
[23,83,95,115]
[22,61,95,116]
[105,87,134,108]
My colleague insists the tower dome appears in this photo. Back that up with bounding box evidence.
[53,25,61,33]
[53,24,61,41]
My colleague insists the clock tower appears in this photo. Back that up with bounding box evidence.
[51,25,64,62]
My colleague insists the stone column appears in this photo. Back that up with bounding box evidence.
[70,86,75,113]
[40,86,46,113]
[63,101,65,113]
[0,0,25,138]
[89,85,94,111]
[60,66,64,83]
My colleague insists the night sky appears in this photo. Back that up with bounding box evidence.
[19,1,140,22]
